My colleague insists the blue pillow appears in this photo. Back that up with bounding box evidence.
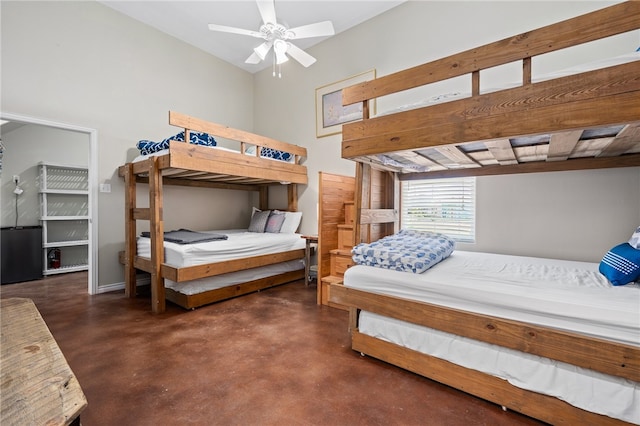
[599,243,640,286]
[136,131,216,155]
[260,147,292,162]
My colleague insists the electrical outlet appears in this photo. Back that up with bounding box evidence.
[12,175,19,184]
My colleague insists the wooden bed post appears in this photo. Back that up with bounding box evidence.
[149,157,165,313]
[388,171,400,235]
[354,162,369,244]
[124,163,137,298]
[258,186,269,211]
[287,184,298,212]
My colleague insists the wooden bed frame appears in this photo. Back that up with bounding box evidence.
[330,3,640,425]
[118,111,308,313]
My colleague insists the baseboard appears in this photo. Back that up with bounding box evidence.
[96,275,150,294]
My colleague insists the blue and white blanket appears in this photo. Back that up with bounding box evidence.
[352,229,455,274]
[136,131,217,155]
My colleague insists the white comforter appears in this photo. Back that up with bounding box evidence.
[345,250,640,346]
[136,229,305,267]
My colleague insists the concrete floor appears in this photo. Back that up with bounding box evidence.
[0,272,545,426]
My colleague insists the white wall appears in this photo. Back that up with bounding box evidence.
[1,1,256,289]
[253,0,639,262]
[471,169,640,262]
[1,124,89,228]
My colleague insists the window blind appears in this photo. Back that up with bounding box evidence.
[401,177,476,242]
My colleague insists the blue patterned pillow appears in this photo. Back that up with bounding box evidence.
[136,131,216,155]
[246,145,292,162]
[599,243,640,286]
[260,147,292,162]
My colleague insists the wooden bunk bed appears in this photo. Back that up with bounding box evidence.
[119,111,308,313]
[329,2,640,425]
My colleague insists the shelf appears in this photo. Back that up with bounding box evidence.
[40,189,89,195]
[43,264,88,276]
[43,240,89,248]
[41,216,90,221]
[39,163,90,277]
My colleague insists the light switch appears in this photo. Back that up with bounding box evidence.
[99,183,111,193]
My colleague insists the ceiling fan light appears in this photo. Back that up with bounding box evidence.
[253,42,271,60]
[274,40,289,64]
[276,51,289,65]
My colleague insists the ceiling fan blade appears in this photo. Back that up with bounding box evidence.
[245,52,262,64]
[285,43,316,67]
[208,23,262,38]
[256,0,277,25]
[253,41,273,61]
[287,21,335,39]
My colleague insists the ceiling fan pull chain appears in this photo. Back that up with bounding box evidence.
[272,55,276,77]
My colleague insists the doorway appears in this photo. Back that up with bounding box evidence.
[0,112,98,294]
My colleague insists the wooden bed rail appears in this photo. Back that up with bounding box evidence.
[342,1,639,106]
[330,285,640,382]
[169,111,307,162]
[130,249,305,282]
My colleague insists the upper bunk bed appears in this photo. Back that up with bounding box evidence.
[329,2,640,425]
[118,111,308,313]
[340,1,640,181]
[122,111,308,190]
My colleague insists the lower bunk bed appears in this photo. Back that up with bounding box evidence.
[134,228,306,310]
[119,111,309,313]
[330,244,640,425]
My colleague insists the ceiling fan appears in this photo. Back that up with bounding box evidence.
[208,0,335,77]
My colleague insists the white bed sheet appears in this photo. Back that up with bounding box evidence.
[359,311,639,424]
[136,229,306,268]
[345,250,640,346]
[345,251,640,423]
[164,259,303,296]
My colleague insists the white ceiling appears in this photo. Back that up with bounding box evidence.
[99,0,406,73]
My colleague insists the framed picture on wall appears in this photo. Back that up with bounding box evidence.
[315,69,376,138]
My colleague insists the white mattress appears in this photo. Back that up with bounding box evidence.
[137,229,306,268]
[345,250,640,346]
[345,251,640,423]
[165,259,303,296]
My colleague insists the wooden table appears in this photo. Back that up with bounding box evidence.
[301,235,318,286]
[0,298,87,425]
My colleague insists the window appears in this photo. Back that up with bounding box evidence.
[401,177,476,242]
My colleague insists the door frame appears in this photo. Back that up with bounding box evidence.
[0,112,99,294]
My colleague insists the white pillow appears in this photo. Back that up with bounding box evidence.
[629,226,640,249]
[280,211,302,234]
